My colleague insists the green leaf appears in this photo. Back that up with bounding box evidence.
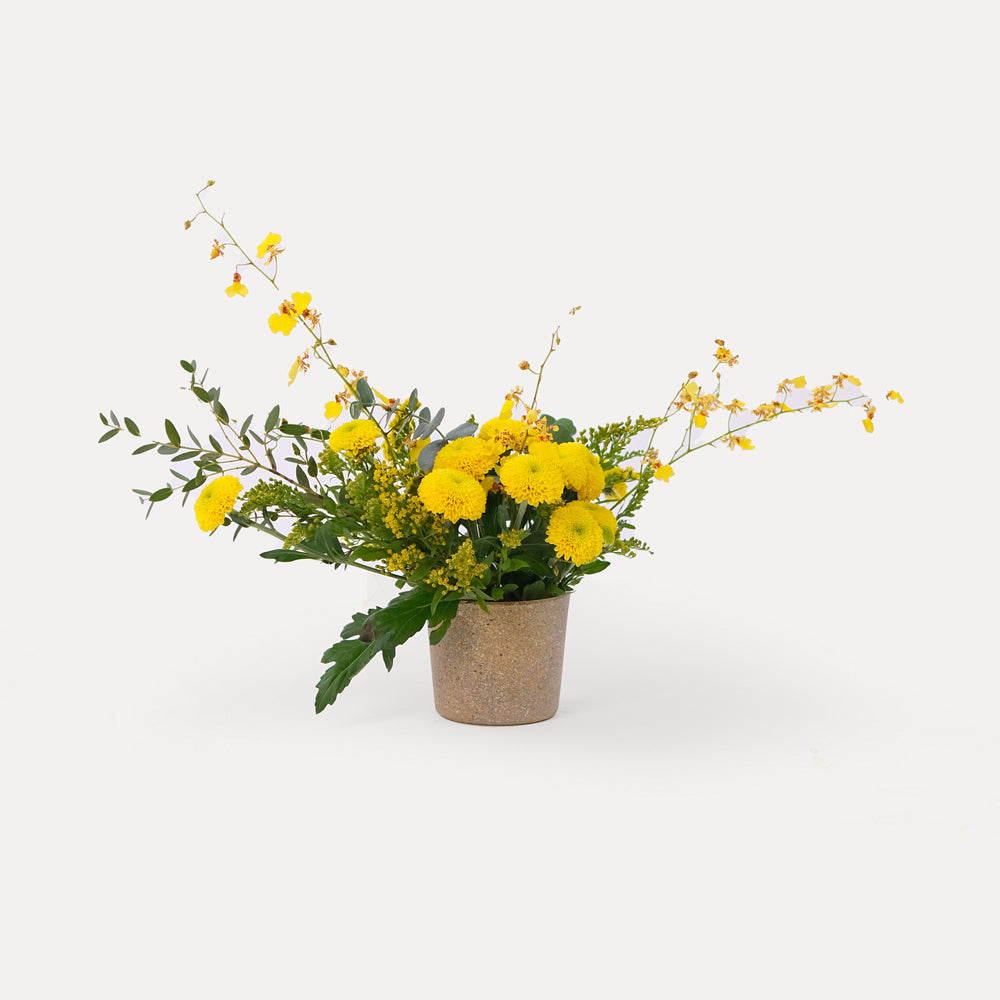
[265,405,280,433]
[541,415,577,444]
[124,417,141,437]
[295,464,309,488]
[280,423,309,437]
[182,473,206,493]
[170,450,201,462]
[239,414,253,438]
[213,400,230,424]
[522,580,548,601]
[445,421,478,440]
[192,386,212,403]
[240,465,257,475]
[98,428,120,443]
[132,443,157,455]
[164,419,181,446]
[109,411,120,427]
[149,487,173,502]
[208,435,223,453]
[132,488,152,496]
[316,589,454,712]
[416,438,447,471]
[307,456,318,478]
[248,429,264,445]
[99,412,109,426]
[261,549,315,563]
[355,378,375,407]
[157,445,179,455]
[187,426,202,449]
[579,558,611,575]
[180,359,196,373]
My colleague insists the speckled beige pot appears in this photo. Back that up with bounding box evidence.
[429,594,571,726]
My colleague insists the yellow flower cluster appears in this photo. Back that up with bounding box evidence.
[269,291,312,336]
[434,436,498,479]
[383,544,426,575]
[329,419,381,457]
[418,468,488,522]
[425,540,487,594]
[546,500,616,565]
[498,452,564,505]
[371,463,444,542]
[194,475,243,532]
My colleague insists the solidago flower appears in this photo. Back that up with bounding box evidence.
[434,436,498,479]
[498,452,564,505]
[194,475,243,532]
[268,291,312,336]
[418,468,488,522]
[225,273,248,297]
[546,502,604,565]
[256,232,282,259]
[328,418,381,457]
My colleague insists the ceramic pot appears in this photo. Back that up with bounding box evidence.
[429,593,571,725]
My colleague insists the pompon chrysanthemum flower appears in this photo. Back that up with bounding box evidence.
[328,419,381,457]
[498,453,564,505]
[434,436,498,479]
[555,442,605,501]
[194,475,243,532]
[580,501,618,544]
[417,468,488,522]
[546,502,604,565]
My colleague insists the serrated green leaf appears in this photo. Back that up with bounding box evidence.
[265,405,280,433]
[164,419,181,446]
[149,487,173,502]
[98,427,120,443]
[124,417,140,436]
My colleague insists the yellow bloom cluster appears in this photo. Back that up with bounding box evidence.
[269,291,312,336]
[546,500,615,565]
[434,436,498,479]
[425,540,487,594]
[371,463,444,541]
[329,419,381,457]
[383,544,426,575]
[194,476,243,532]
[418,468,488,522]
[498,452,564,505]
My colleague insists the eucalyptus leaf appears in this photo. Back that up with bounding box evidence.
[213,400,230,424]
[132,443,157,455]
[164,419,181,446]
[124,417,141,437]
[98,428,120,443]
[192,386,212,403]
[157,445,179,455]
[445,421,478,440]
[265,405,280,433]
[149,487,173,502]
[416,438,447,471]
[355,378,374,407]
[180,359,196,373]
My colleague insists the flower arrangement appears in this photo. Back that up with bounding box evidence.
[99,182,903,714]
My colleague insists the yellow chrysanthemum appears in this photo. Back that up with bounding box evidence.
[498,453,564,505]
[556,442,605,501]
[434,436,498,479]
[328,419,381,457]
[417,468,488,522]
[194,476,243,532]
[546,503,604,565]
[580,501,618,544]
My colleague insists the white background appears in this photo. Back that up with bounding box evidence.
[3,1,998,996]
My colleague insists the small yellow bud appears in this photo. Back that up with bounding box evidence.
[183,219,191,230]
[519,360,530,370]
[206,179,215,187]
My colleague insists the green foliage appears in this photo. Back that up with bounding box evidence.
[315,588,460,712]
